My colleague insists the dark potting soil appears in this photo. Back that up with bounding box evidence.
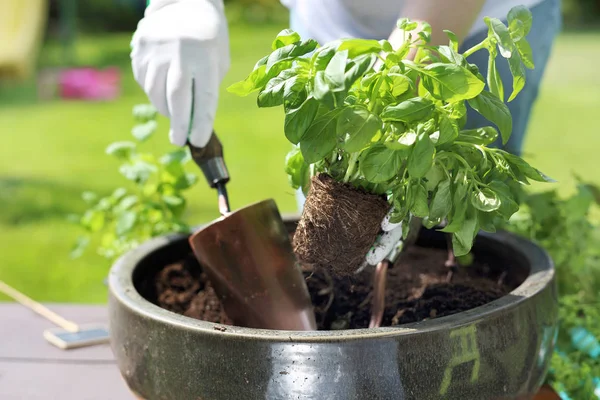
[293,174,389,277]
[152,245,513,330]
[155,257,231,325]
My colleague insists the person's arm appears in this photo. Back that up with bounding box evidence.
[388,0,487,52]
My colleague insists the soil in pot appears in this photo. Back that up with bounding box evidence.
[143,233,522,330]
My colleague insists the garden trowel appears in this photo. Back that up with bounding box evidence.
[188,199,317,331]
[188,135,316,330]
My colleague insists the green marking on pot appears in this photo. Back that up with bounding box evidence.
[439,325,481,395]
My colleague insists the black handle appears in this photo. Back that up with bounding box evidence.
[188,132,230,188]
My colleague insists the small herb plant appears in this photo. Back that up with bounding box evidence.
[229,6,552,257]
[70,105,198,261]
[504,182,600,398]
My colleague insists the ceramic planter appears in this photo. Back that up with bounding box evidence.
[108,217,558,400]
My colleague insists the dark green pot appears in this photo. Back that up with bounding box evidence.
[108,217,558,400]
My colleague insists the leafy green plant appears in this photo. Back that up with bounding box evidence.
[504,182,600,399]
[70,104,198,261]
[229,6,552,257]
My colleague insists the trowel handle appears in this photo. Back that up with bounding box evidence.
[188,132,230,188]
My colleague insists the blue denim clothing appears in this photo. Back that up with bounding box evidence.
[292,0,562,210]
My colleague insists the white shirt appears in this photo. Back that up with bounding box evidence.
[281,0,544,44]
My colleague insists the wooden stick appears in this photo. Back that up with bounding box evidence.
[0,280,79,332]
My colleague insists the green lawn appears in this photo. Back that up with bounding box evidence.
[0,24,599,303]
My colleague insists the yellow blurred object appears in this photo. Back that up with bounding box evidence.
[0,0,49,81]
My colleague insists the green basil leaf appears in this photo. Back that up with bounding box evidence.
[478,211,497,233]
[283,76,308,108]
[116,211,137,235]
[389,194,409,224]
[285,97,319,144]
[468,90,512,144]
[516,40,534,69]
[300,109,341,163]
[438,113,459,145]
[376,39,391,52]
[440,200,467,233]
[489,57,505,101]
[444,30,459,51]
[471,188,501,212]
[119,160,157,184]
[452,206,479,256]
[507,5,533,36]
[509,19,526,42]
[485,17,514,59]
[451,101,467,120]
[457,127,499,146]
[338,39,383,58]
[313,71,337,109]
[359,144,402,183]
[419,63,485,102]
[501,151,556,183]
[408,132,435,178]
[387,73,411,97]
[488,181,519,218]
[325,50,349,91]
[507,52,526,101]
[384,131,416,150]
[437,45,465,66]
[227,64,267,96]
[381,97,435,123]
[410,181,429,218]
[81,210,105,232]
[345,54,377,88]
[132,104,157,122]
[106,141,136,159]
[272,29,301,50]
[423,216,442,229]
[285,146,309,189]
[337,106,381,152]
[430,179,452,220]
[361,71,381,89]
[313,42,339,71]
[424,164,445,191]
[266,40,318,71]
[117,195,138,211]
[257,70,295,107]
[160,149,190,166]
[440,172,469,233]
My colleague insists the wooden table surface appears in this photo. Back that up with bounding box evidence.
[0,303,131,400]
[0,302,560,400]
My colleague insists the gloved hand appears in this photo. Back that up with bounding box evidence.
[365,212,404,266]
[130,0,230,148]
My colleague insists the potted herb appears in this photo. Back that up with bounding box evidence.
[105,7,558,400]
[228,6,552,277]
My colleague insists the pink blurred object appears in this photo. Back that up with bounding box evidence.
[58,67,121,101]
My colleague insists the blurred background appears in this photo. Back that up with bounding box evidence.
[0,0,599,303]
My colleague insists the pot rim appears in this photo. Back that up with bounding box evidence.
[109,213,554,342]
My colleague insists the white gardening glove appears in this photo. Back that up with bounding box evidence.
[130,0,230,148]
[365,212,404,266]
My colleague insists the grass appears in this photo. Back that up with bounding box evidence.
[0,23,599,303]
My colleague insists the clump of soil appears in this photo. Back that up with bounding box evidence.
[151,242,513,330]
[293,174,389,277]
[154,256,231,325]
